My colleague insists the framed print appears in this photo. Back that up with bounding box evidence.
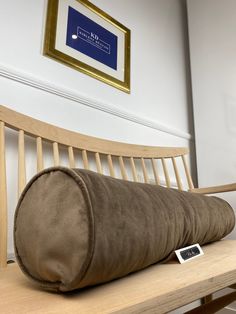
[44,0,130,93]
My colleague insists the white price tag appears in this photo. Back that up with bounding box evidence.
[175,244,204,264]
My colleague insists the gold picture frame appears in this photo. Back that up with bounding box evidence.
[44,0,130,93]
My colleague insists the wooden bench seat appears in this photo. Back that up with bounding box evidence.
[0,105,235,313]
[1,240,236,314]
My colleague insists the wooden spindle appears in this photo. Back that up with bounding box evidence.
[82,150,89,170]
[161,158,171,188]
[182,155,194,190]
[119,156,128,180]
[151,158,160,185]
[36,137,44,172]
[130,157,138,182]
[107,154,115,177]
[141,158,149,183]
[68,146,75,168]
[171,157,183,190]
[53,142,60,166]
[0,122,7,268]
[18,130,26,198]
[95,152,103,174]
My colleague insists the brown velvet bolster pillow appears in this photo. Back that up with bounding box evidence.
[14,167,235,292]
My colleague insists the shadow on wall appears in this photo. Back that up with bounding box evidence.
[180,0,198,187]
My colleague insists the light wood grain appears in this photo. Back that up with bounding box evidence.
[107,154,115,178]
[0,122,7,267]
[36,137,44,172]
[0,105,188,158]
[68,146,75,168]
[95,152,103,174]
[172,157,183,190]
[0,240,235,314]
[141,158,149,183]
[190,183,236,194]
[130,157,138,182]
[161,158,171,188]
[151,158,160,185]
[82,150,89,170]
[18,130,26,199]
[53,142,60,166]
[119,156,128,180]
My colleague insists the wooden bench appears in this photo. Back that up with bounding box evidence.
[0,105,236,313]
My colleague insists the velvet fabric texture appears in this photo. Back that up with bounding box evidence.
[14,167,235,292]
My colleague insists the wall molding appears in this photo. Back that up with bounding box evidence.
[0,64,192,140]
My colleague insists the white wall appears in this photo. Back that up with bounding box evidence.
[0,0,193,255]
[187,0,236,241]
[0,0,192,141]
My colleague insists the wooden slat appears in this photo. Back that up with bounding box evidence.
[95,152,103,174]
[107,155,115,177]
[141,158,149,183]
[151,158,160,185]
[171,157,183,190]
[191,183,236,195]
[182,155,194,190]
[68,146,75,168]
[0,105,189,158]
[0,122,7,268]
[130,157,138,182]
[82,150,89,170]
[119,156,128,180]
[36,137,44,172]
[161,158,171,188]
[53,142,60,166]
[18,130,26,198]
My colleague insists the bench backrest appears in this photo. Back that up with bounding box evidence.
[0,105,194,267]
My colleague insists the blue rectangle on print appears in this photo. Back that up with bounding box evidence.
[66,6,118,70]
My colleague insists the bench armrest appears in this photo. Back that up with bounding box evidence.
[190,183,236,194]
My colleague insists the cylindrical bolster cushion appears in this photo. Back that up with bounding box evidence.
[14,167,235,292]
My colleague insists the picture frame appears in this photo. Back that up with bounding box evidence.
[44,0,131,93]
